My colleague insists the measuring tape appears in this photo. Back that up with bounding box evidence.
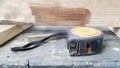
[67,27,104,56]
[11,27,104,56]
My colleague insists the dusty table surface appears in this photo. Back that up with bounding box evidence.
[0,26,120,68]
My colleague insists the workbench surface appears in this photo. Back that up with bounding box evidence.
[0,26,120,68]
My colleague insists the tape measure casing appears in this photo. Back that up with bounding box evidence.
[67,27,104,56]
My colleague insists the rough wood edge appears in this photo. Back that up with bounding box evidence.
[0,20,33,25]
[0,24,32,45]
[109,27,120,38]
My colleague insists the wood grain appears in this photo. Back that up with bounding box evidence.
[0,24,32,45]
[30,5,90,26]
[0,20,33,25]
[28,0,120,27]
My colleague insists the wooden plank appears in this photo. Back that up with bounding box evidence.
[27,33,65,42]
[30,4,90,26]
[1,0,119,26]
[0,24,32,45]
[27,0,120,27]
[0,20,33,25]
[114,28,120,38]
[27,34,51,42]
[109,27,120,38]
[0,0,34,24]
[33,20,88,26]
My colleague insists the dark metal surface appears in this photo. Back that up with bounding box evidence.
[0,26,120,68]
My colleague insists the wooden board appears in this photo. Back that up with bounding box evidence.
[114,28,120,38]
[30,5,90,26]
[109,27,120,38]
[26,0,120,27]
[0,0,34,24]
[0,24,32,45]
[0,20,33,25]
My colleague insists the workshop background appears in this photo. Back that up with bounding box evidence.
[0,0,120,68]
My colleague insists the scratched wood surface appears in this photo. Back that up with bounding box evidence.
[26,0,120,27]
[0,0,120,26]
[0,24,32,45]
[30,5,90,26]
[0,26,120,68]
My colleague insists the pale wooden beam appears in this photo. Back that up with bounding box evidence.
[27,33,65,42]
[109,27,120,38]
[0,20,33,25]
[27,34,51,42]
[0,24,32,45]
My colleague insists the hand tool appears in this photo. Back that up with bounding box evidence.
[11,26,104,56]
